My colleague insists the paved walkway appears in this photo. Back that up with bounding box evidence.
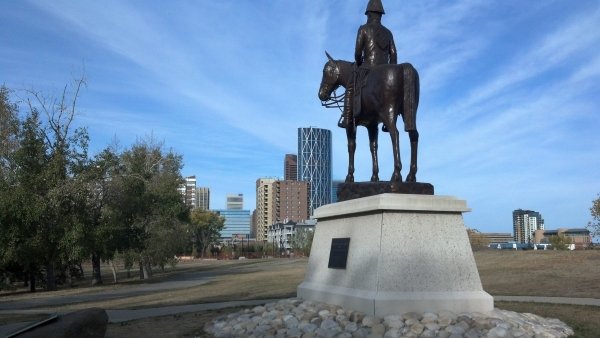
[494,295,600,307]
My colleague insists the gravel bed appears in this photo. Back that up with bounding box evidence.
[204,298,573,338]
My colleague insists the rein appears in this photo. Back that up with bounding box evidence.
[320,89,345,113]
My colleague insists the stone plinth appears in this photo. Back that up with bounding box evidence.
[297,194,493,316]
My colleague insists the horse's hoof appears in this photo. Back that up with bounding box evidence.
[345,175,354,183]
[370,175,379,182]
[406,174,416,182]
[391,173,402,182]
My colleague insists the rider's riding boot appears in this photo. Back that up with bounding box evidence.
[338,115,347,128]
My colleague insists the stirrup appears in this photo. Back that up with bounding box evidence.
[338,116,347,128]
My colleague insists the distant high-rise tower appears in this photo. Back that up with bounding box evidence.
[255,177,309,242]
[331,180,344,203]
[196,187,210,210]
[274,180,309,223]
[227,193,244,210]
[513,209,545,243]
[284,154,298,181]
[256,177,277,242]
[298,127,332,215]
[178,176,197,208]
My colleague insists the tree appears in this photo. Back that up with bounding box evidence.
[0,78,90,291]
[189,209,225,258]
[549,235,572,250]
[0,109,49,292]
[68,147,121,285]
[115,137,188,279]
[291,228,314,257]
[0,85,20,178]
[23,77,90,291]
[466,228,489,251]
[589,194,600,240]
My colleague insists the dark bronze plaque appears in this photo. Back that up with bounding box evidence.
[328,238,351,269]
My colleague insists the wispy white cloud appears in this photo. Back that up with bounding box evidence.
[4,0,599,225]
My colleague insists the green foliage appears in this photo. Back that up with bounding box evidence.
[549,235,572,250]
[291,228,315,256]
[0,81,190,289]
[589,194,600,239]
[111,137,188,277]
[188,209,225,258]
[0,85,20,178]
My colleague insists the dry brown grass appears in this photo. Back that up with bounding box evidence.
[475,250,600,298]
[46,260,306,311]
[3,250,600,337]
[496,301,600,338]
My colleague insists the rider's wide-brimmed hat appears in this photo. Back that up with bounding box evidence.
[365,0,385,15]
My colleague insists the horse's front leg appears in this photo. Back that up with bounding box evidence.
[367,123,379,182]
[345,124,357,182]
[406,130,419,182]
[386,115,402,182]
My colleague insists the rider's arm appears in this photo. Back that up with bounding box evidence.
[355,26,365,66]
[389,36,397,64]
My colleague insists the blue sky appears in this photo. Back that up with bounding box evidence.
[2,0,599,235]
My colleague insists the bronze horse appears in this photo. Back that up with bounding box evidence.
[318,52,420,183]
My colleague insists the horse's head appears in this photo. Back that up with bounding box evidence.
[318,51,342,101]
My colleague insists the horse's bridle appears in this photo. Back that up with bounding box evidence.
[320,61,345,112]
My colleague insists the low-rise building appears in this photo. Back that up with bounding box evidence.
[266,219,316,252]
[533,228,592,249]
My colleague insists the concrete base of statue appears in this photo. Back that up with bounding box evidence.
[297,193,493,317]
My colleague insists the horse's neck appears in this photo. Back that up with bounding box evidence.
[337,61,354,88]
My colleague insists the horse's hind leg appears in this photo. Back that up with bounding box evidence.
[367,123,379,182]
[386,117,402,182]
[345,124,357,182]
[406,130,419,182]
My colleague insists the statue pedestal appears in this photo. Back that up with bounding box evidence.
[297,193,493,316]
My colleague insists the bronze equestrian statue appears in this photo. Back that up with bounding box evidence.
[319,52,420,184]
[319,0,431,199]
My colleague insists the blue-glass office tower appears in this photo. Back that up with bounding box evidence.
[214,209,251,239]
[298,127,332,215]
[331,180,344,203]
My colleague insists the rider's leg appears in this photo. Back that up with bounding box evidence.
[339,86,354,129]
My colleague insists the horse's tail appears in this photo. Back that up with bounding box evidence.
[401,63,419,131]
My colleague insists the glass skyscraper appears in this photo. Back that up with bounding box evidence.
[298,127,332,215]
[214,209,251,239]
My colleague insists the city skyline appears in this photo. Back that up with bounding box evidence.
[1,1,599,234]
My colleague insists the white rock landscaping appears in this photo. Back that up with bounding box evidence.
[204,298,573,338]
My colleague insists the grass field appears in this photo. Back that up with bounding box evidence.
[1,250,599,337]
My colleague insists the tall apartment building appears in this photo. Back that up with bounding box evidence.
[284,154,298,181]
[196,187,210,210]
[226,193,244,210]
[513,209,545,243]
[298,127,332,215]
[255,178,309,242]
[274,180,309,223]
[178,176,197,208]
[256,178,277,242]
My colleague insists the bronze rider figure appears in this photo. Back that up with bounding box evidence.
[338,0,397,131]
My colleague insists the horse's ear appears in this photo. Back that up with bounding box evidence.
[325,51,334,62]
